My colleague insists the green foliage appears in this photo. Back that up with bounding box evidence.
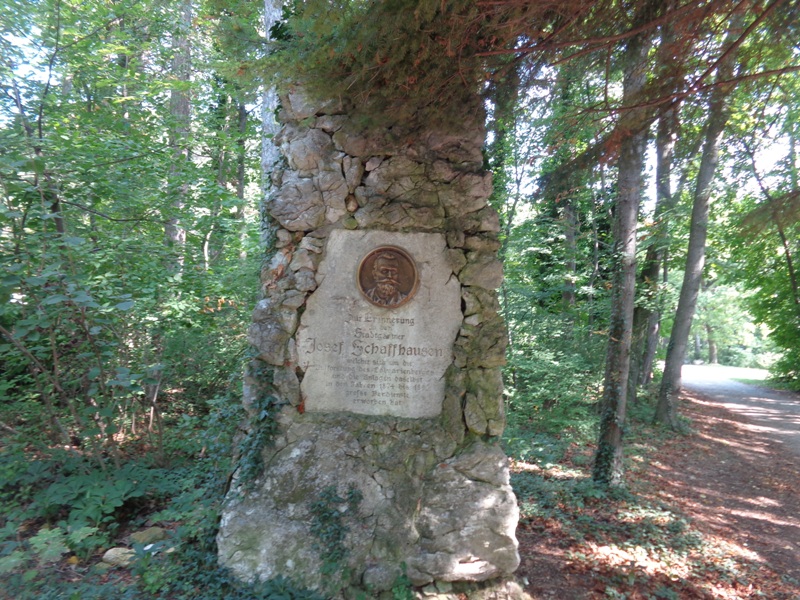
[722,194,800,384]
[308,484,363,590]
[503,313,605,441]
[270,0,493,124]
[2,0,799,595]
[390,564,415,600]
[0,443,179,561]
[133,530,324,600]
[234,366,285,487]
[0,0,261,465]
[0,391,323,600]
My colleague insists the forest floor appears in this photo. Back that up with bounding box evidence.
[514,369,800,600]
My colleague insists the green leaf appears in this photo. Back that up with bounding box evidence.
[41,294,69,305]
[29,527,69,563]
[23,569,39,582]
[72,291,94,304]
[114,300,135,311]
[0,551,27,574]
[67,526,99,546]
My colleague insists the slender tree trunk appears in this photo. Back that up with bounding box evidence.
[776,222,800,307]
[540,66,581,315]
[640,130,703,387]
[587,170,603,332]
[593,16,653,485]
[236,100,247,202]
[10,78,66,236]
[165,0,192,270]
[745,125,800,310]
[782,131,800,306]
[706,324,718,363]
[260,0,283,250]
[563,199,577,308]
[629,6,689,397]
[640,311,661,385]
[634,102,679,382]
[654,19,742,427]
[489,70,523,383]
[233,98,249,258]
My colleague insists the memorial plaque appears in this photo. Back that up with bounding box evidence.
[357,246,418,308]
[297,230,461,418]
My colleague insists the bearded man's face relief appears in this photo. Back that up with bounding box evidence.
[358,247,416,308]
[373,260,400,300]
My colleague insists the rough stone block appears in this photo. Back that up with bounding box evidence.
[464,369,505,436]
[102,548,136,568]
[280,90,344,121]
[343,155,365,192]
[283,128,335,174]
[459,253,503,289]
[270,173,325,231]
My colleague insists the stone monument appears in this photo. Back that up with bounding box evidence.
[218,90,523,599]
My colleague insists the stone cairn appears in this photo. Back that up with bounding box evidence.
[218,90,526,600]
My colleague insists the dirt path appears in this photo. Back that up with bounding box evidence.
[517,366,800,599]
[676,365,800,582]
[682,364,800,457]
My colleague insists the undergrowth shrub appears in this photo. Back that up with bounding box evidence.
[504,312,605,438]
[0,381,324,600]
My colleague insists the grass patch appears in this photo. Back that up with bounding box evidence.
[733,377,796,392]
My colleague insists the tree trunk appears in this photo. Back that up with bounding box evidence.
[640,311,661,386]
[593,16,653,486]
[781,130,800,306]
[629,7,687,398]
[654,18,742,428]
[259,0,283,250]
[706,324,718,363]
[776,221,800,307]
[587,170,604,332]
[488,67,522,381]
[634,101,679,380]
[693,332,702,361]
[165,0,192,270]
[562,199,577,308]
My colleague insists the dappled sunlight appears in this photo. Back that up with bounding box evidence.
[746,496,782,508]
[511,458,589,480]
[581,541,694,579]
[728,508,800,529]
[513,383,800,599]
[693,429,773,454]
[683,368,800,464]
[727,397,800,425]
[644,442,800,538]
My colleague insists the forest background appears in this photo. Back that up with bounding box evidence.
[1,0,799,598]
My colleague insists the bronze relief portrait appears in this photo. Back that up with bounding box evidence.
[357,246,419,308]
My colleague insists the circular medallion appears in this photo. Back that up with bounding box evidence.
[357,246,419,308]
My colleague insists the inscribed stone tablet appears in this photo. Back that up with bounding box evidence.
[297,230,461,418]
